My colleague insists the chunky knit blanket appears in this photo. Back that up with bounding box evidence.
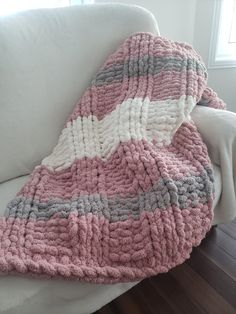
[0,33,226,283]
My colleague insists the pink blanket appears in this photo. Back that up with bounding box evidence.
[0,33,226,283]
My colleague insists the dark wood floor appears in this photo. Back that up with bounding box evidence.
[94,220,236,314]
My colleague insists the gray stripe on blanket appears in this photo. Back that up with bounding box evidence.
[5,169,214,222]
[93,55,206,86]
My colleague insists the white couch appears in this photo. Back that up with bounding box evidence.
[0,4,236,314]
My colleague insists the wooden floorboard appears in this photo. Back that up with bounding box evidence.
[205,227,236,259]
[147,273,204,314]
[199,237,236,280]
[218,222,236,240]
[94,220,236,314]
[171,263,235,314]
[187,249,236,308]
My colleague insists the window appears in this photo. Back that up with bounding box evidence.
[0,0,94,16]
[209,0,236,68]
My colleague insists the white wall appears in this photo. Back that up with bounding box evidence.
[95,0,197,43]
[193,0,236,112]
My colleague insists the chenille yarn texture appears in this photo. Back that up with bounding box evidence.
[0,33,226,283]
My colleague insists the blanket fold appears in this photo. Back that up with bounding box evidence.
[0,32,225,283]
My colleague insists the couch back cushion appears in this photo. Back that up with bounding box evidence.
[0,4,158,183]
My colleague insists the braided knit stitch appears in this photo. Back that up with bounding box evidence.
[197,86,226,109]
[0,33,219,283]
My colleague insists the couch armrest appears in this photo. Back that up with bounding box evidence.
[191,106,236,224]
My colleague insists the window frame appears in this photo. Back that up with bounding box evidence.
[208,0,236,69]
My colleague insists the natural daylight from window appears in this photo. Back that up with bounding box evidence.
[209,0,236,68]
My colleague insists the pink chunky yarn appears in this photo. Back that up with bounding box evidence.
[0,32,219,283]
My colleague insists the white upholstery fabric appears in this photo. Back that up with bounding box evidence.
[0,273,136,314]
[0,4,157,314]
[0,4,235,314]
[0,3,159,183]
[0,176,29,211]
[191,106,236,225]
